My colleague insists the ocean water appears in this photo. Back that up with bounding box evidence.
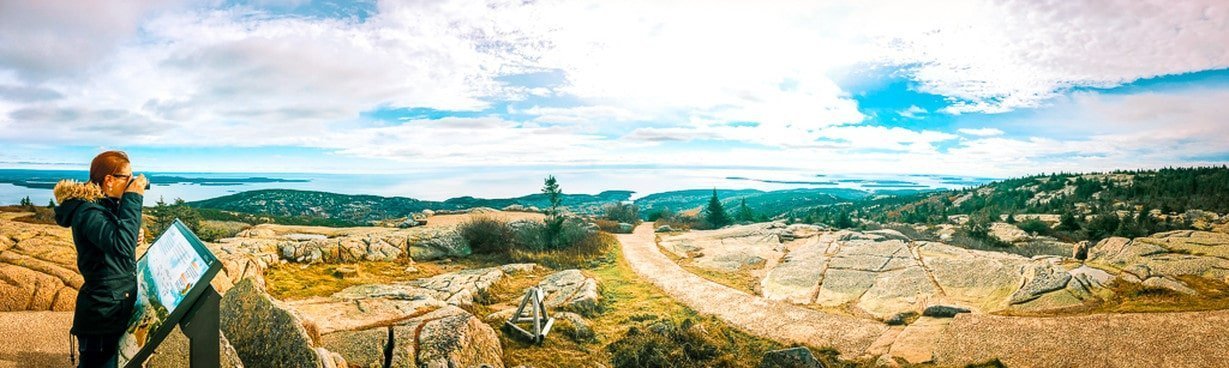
[0,167,996,206]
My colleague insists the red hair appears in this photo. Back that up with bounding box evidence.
[89,151,131,187]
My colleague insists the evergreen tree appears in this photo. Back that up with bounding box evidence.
[834,208,855,229]
[19,196,33,209]
[1058,212,1081,231]
[702,189,731,228]
[734,199,755,223]
[541,175,565,248]
[1006,212,1017,224]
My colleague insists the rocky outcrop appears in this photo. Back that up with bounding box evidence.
[657,223,787,272]
[279,234,403,264]
[408,264,538,306]
[1088,231,1229,285]
[0,215,81,311]
[747,228,1113,318]
[220,223,471,264]
[537,269,601,315]
[989,222,1030,243]
[291,283,504,368]
[220,279,346,368]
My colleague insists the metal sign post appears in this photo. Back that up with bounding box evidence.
[178,285,221,368]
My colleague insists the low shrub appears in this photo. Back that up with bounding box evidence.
[460,217,614,268]
[460,216,516,254]
[1018,218,1052,236]
[594,219,624,233]
[602,202,640,225]
[607,318,737,368]
[195,220,250,241]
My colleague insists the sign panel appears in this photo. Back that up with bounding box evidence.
[117,219,221,368]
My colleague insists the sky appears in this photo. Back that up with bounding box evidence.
[1,0,1228,178]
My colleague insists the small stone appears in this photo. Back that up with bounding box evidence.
[758,347,825,368]
[333,266,360,279]
[922,305,970,318]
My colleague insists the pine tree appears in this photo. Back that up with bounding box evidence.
[702,189,731,228]
[734,199,755,223]
[19,196,33,209]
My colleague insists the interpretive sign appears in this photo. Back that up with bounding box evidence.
[117,219,222,368]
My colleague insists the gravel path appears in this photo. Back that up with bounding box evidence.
[619,223,1229,367]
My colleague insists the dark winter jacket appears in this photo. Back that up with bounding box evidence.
[53,180,142,336]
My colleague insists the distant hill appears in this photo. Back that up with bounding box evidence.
[187,188,634,225]
[797,166,1229,231]
[634,187,870,219]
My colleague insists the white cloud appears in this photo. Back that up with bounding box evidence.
[867,0,1229,113]
[1,0,1227,174]
[898,105,926,118]
[957,128,1004,137]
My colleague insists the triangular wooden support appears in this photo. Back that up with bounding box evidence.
[504,286,554,343]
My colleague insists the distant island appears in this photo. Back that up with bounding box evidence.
[0,169,308,189]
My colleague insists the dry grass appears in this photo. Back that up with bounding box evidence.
[484,242,791,368]
[263,257,508,300]
[507,232,618,269]
[1094,275,1229,313]
[0,206,56,225]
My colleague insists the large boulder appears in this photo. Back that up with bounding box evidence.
[406,227,470,261]
[537,269,601,315]
[145,328,246,368]
[291,283,504,368]
[220,279,345,368]
[407,306,504,368]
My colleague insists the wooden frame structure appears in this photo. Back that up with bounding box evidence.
[504,286,554,343]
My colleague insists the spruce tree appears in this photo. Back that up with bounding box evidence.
[703,189,731,228]
[734,199,755,223]
[541,175,565,249]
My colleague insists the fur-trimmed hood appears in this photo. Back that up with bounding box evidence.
[53,179,103,204]
[53,179,105,228]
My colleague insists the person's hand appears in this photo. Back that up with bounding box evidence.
[137,228,146,245]
[126,174,148,195]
